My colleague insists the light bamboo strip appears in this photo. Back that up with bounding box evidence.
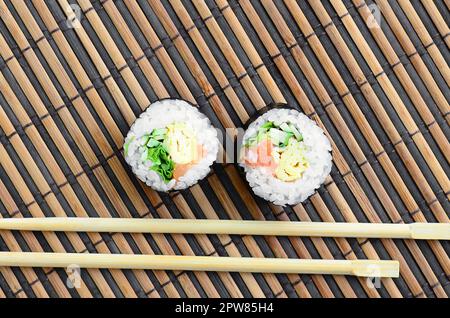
[0,218,448,240]
[0,252,399,278]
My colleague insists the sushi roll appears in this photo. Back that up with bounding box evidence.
[124,99,219,192]
[240,108,332,205]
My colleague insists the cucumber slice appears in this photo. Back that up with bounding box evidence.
[288,123,303,141]
[256,130,268,142]
[124,136,135,156]
[280,132,294,147]
[140,134,150,146]
[244,136,257,147]
[140,148,149,162]
[153,134,166,141]
[279,122,292,133]
[269,128,289,146]
[260,121,275,131]
[147,138,160,148]
[151,128,167,136]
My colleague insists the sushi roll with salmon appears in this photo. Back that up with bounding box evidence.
[240,108,332,205]
[124,99,219,192]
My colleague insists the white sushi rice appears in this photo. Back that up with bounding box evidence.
[124,99,219,192]
[240,108,332,206]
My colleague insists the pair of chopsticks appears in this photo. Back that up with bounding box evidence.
[0,218,448,277]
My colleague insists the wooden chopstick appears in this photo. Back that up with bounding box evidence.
[0,217,448,240]
[0,252,399,277]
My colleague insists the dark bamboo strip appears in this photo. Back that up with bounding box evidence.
[374,0,450,124]
[124,0,249,123]
[0,284,6,298]
[303,0,449,225]
[0,267,25,298]
[445,0,450,11]
[316,1,450,196]
[0,139,50,297]
[214,0,286,104]
[346,0,450,162]
[184,0,266,110]
[420,0,450,49]
[397,0,450,87]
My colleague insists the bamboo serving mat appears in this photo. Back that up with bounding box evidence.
[0,0,449,298]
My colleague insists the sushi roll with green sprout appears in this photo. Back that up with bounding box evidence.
[124,99,219,192]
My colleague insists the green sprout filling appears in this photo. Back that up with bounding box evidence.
[140,129,174,183]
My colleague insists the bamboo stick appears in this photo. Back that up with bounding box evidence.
[0,218,448,240]
[0,252,399,277]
